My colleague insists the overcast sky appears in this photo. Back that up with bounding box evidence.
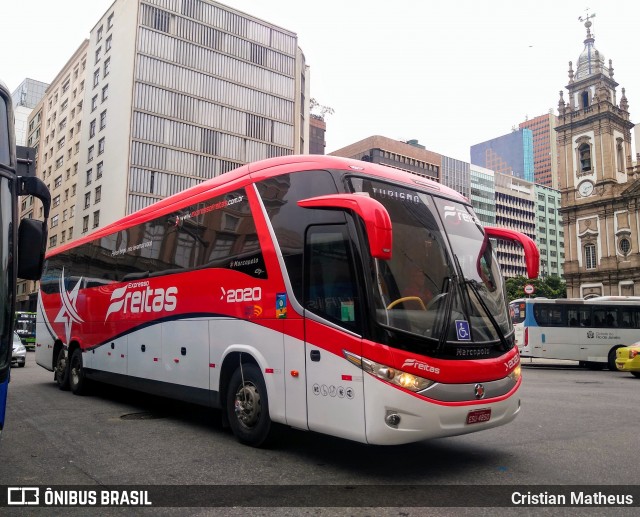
[2,0,638,161]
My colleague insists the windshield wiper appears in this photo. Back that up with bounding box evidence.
[437,276,455,353]
[464,279,509,350]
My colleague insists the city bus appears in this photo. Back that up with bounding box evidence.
[36,154,538,447]
[14,311,36,350]
[0,79,50,434]
[510,297,640,370]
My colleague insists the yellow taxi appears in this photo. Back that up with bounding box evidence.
[616,343,640,378]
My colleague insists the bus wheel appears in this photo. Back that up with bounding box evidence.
[226,363,273,447]
[608,347,621,371]
[55,348,70,391]
[69,349,89,395]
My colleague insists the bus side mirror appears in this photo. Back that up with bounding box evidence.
[298,194,393,260]
[17,218,47,280]
[484,226,539,279]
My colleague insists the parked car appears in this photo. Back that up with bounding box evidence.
[11,331,26,368]
[615,342,640,378]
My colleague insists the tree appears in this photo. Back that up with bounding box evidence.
[310,98,334,119]
[505,275,567,302]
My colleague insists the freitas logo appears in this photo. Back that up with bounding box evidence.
[106,283,178,321]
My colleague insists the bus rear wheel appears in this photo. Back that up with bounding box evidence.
[69,349,90,395]
[54,348,70,390]
[226,363,273,447]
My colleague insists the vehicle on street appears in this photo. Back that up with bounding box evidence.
[510,297,640,370]
[37,154,538,447]
[11,333,26,368]
[14,311,36,350]
[615,342,640,378]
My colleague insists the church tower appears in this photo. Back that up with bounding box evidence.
[556,13,639,298]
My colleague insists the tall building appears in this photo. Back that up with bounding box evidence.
[494,172,536,278]
[519,111,559,189]
[441,156,470,197]
[17,43,89,311]
[470,128,534,183]
[534,184,564,278]
[330,136,441,181]
[469,165,496,226]
[11,78,49,146]
[556,15,639,297]
[69,0,309,236]
[309,115,326,154]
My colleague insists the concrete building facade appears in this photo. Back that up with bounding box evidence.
[330,135,441,181]
[11,78,49,146]
[72,0,309,236]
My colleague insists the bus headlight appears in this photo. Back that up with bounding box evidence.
[343,350,434,392]
[508,365,522,382]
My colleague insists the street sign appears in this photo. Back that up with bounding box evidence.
[524,284,535,295]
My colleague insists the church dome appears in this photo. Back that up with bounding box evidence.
[575,19,608,81]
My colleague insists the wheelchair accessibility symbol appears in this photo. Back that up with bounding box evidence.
[455,320,471,341]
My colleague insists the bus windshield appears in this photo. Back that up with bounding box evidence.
[349,177,510,346]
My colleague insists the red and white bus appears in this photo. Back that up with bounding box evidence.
[36,155,538,446]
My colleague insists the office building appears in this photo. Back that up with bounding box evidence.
[11,78,48,146]
[519,112,559,189]
[534,184,564,278]
[471,128,534,183]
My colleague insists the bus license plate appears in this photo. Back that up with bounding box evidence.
[466,408,491,425]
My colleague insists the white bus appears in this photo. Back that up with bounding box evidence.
[509,297,640,370]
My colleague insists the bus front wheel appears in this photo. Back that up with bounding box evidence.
[226,363,273,447]
[54,348,70,390]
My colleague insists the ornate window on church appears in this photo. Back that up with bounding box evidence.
[618,237,631,256]
[584,243,597,270]
[579,144,591,172]
[581,91,590,109]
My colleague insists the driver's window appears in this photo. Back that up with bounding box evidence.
[304,225,361,333]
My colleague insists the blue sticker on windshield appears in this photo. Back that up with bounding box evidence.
[455,320,471,341]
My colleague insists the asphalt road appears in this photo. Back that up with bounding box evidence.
[1,353,639,516]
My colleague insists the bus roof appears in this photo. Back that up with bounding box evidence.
[46,154,468,259]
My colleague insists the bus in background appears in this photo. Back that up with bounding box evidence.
[0,79,50,435]
[509,297,640,370]
[14,311,36,350]
[36,154,538,447]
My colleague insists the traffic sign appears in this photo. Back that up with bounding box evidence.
[524,284,535,295]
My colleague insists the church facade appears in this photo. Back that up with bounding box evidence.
[556,16,640,298]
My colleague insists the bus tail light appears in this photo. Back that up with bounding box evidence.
[524,327,529,347]
[630,349,639,359]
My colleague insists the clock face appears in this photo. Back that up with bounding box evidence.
[578,181,594,197]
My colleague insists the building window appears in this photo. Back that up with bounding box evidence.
[92,95,98,111]
[99,110,106,130]
[106,34,112,52]
[102,84,109,102]
[93,210,100,228]
[88,146,94,162]
[95,47,101,64]
[69,226,73,239]
[51,215,59,228]
[579,143,591,172]
[95,186,101,203]
[619,237,631,255]
[107,13,114,29]
[82,216,89,233]
[97,161,103,179]
[89,119,96,138]
[97,25,103,42]
[103,57,110,77]
[53,195,60,208]
[84,192,91,209]
[98,138,105,155]
[93,69,100,88]
[49,235,58,248]
[54,175,62,189]
[585,243,597,270]
[86,169,92,186]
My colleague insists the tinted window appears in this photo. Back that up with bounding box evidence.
[533,304,565,326]
[256,170,340,301]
